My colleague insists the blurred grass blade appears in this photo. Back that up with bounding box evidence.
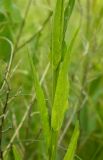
[28,53,50,148]
[52,0,65,69]
[64,0,75,36]
[67,25,80,55]
[12,145,22,160]
[3,152,9,160]
[63,121,80,160]
[51,26,79,131]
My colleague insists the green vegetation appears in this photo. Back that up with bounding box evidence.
[0,0,103,160]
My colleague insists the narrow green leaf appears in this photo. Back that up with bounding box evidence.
[51,61,69,131]
[51,39,70,131]
[62,0,76,63]
[28,53,50,148]
[64,0,75,36]
[51,27,80,131]
[12,145,22,160]
[63,121,80,160]
[52,0,65,69]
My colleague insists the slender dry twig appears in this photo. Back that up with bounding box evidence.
[0,79,10,159]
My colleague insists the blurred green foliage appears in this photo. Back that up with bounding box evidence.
[0,0,103,160]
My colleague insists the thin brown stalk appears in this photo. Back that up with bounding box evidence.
[0,80,10,160]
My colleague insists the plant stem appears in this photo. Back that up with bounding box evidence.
[0,81,10,160]
[49,130,58,160]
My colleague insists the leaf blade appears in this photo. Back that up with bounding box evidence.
[12,145,22,160]
[64,0,75,36]
[63,121,80,160]
[52,0,65,69]
[28,53,50,148]
[51,26,80,132]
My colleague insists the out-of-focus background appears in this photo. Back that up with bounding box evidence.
[0,0,103,159]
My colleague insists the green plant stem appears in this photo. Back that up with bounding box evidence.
[49,130,58,160]
[53,67,59,98]
[50,65,59,160]
[51,59,61,160]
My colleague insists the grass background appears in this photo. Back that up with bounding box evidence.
[0,0,103,159]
